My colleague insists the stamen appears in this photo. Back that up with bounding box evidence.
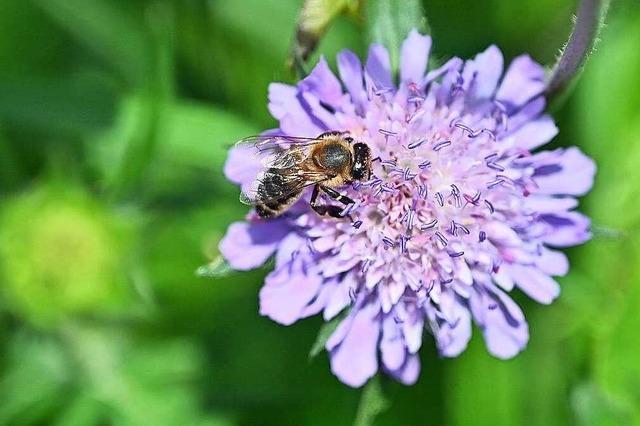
[361,259,372,273]
[486,161,505,172]
[380,159,397,168]
[433,140,452,151]
[408,138,427,149]
[380,184,397,194]
[417,184,428,199]
[421,219,438,230]
[478,230,487,242]
[352,181,362,190]
[374,87,393,96]
[457,223,470,235]
[450,184,460,195]
[435,192,444,207]
[407,109,426,123]
[486,178,504,189]
[382,236,395,249]
[434,231,448,246]
[406,210,415,230]
[378,129,397,137]
[484,199,495,214]
[393,315,404,324]
[349,287,357,303]
[399,235,409,253]
[353,220,363,229]
[418,160,432,170]
[306,239,316,253]
[484,153,498,161]
[449,221,458,236]
[449,251,465,258]
[440,278,453,285]
[404,168,417,180]
[408,96,424,103]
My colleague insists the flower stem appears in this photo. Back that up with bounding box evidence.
[546,0,610,102]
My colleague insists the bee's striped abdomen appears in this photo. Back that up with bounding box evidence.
[255,168,304,218]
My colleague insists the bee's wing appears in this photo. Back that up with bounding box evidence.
[235,134,322,169]
[239,169,329,206]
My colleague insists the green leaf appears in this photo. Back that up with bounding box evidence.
[308,311,348,359]
[196,256,234,279]
[353,375,390,426]
[366,0,428,73]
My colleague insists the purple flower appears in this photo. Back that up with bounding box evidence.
[220,30,595,388]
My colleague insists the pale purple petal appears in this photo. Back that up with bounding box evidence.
[224,143,262,188]
[337,49,367,111]
[508,264,560,304]
[534,147,596,196]
[299,56,343,108]
[259,265,323,325]
[268,83,323,136]
[380,314,405,370]
[536,247,570,277]
[509,115,558,150]
[400,30,432,83]
[387,354,420,385]
[462,45,503,100]
[366,44,393,90]
[329,301,381,387]
[540,211,592,247]
[496,55,546,111]
[220,221,290,270]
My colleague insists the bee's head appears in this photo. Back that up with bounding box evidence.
[351,143,372,181]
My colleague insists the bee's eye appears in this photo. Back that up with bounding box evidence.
[344,136,354,144]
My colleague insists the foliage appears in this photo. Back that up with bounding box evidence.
[0,0,638,424]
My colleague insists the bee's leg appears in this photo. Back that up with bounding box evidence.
[309,185,355,220]
[319,186,355,206]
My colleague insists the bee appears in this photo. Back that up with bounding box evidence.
[237,131,372,219]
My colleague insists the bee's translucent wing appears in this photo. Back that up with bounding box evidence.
[239,169,329,206]
[236,134,321,169]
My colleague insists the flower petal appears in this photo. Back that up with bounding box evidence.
[366,44,393,90]
[337,49,367,111]
[496,55,546,111]
[400,30,432,83]
[259,264,323,325]
[329,300,381,387]
[387,353,420,385]
[539,211,592,247]
[508,264,560,304]
[380,314,405,371]
[219,221,290,270]
[509,115,558,150]
[533,147,596,196]
[462,45,503,100]
[268,83,323,136]
[299,56,343,108]
[224,143,263,188]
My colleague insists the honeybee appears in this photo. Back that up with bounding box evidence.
[237,131,372,219]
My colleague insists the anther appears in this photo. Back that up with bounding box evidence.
[382,236,395,249]
[433,140,452,151]
[479,230,487,242]
[421,219,438,230]
[378,129,397,137]
[487,161,505,172]
[434,231,448,246]
[435,192,444,207]
[417,185,428,199]
[484,199,495,214]
[486,178,504,189]
[353,220,363,229]
[449,251,464,258]
[418,160,432,170]
[408,138,427,149]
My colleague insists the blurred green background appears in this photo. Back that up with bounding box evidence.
[0,0,639,425]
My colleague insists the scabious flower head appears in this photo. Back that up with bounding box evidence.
[220,31,595,387]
